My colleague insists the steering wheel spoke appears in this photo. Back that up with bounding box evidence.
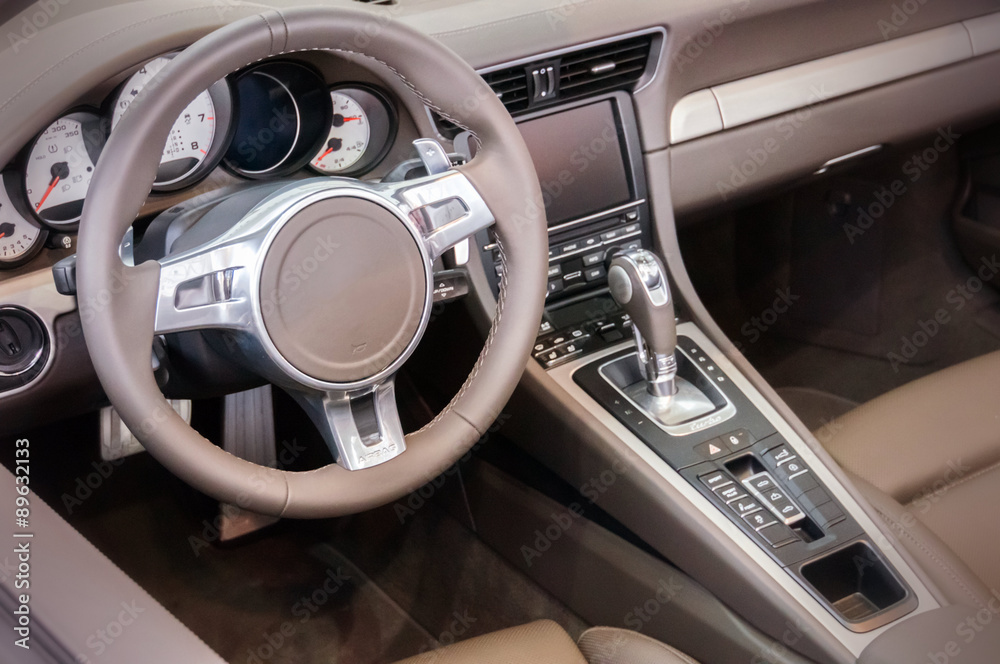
[154,243,257,335]
[293,381,406,471]
[381,168,495,261]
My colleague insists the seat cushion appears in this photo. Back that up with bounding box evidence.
[822,350,1000,504]
[578,627,701,664]
[391,621,702,664]
[391,620,587,664]
[820,350,1000,608]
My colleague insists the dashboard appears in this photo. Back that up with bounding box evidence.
[0,50,411,271]
[2,1,1000,663]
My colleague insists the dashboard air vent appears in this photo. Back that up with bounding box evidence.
[476,32,656,116]
[558,35,653,101]
[482,68,531,114]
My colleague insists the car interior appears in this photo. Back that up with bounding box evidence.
[1,0,1000,663]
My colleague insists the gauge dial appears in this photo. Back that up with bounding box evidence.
[112,56,221,189]
[0,174,45,268]
[309,87,396,177]
[23,112,105,228]
[310,92,371,174]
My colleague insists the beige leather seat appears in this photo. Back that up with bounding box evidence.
[821,350,1000,610]
[392,620,699,664]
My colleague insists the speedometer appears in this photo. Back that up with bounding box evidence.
[111,55,234,191]
[23,110,106,228]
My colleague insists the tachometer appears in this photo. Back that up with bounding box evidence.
[23,111,106,228]
[0,173,45,268]
[309,86,396,176]
[111,55,234,191]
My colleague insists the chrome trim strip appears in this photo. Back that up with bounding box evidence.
[814,144,883,174]
[670,12,1000,144]
[596,348,737,436]
[548,323,939,656]
[547,199,645,234]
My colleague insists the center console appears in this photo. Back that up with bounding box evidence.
[468,72,944,662]
[476,91,652,370]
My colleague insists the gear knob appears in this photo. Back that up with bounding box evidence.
[607,249,678,397]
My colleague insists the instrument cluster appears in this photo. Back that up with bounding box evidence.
[0,54,400,269]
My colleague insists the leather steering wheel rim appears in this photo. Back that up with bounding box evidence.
[76,7,547,518]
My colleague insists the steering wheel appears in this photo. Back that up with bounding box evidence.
[76,7,547,518]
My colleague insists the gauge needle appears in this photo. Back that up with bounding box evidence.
[35,177,60,212]
[35,161,70,212]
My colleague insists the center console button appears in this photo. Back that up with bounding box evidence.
[699,471,730,490]
[767,493,804,524]
[625,210,639,222]
[784,469,819,496]
[742,510,776,531]
[757,523,797,547]
[621,239,642,251]
[547,279,565,295]
[720,429,754,451]
[585,266,606,282]
[547,265,563,279]
[715,484,747,503]
[744,473,776,494]
[694,438,728,460]
[729,497,761,516]
[582,251,604,267]
[812,501,846,527]
[764,445,796,467]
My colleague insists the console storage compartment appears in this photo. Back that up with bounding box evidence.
[799,540,908,626]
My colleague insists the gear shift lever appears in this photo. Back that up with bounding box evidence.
[607,249,677,398]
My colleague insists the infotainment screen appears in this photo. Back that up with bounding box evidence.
[517,100,632,227]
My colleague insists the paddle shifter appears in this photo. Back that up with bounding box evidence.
[607,249,678,398]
